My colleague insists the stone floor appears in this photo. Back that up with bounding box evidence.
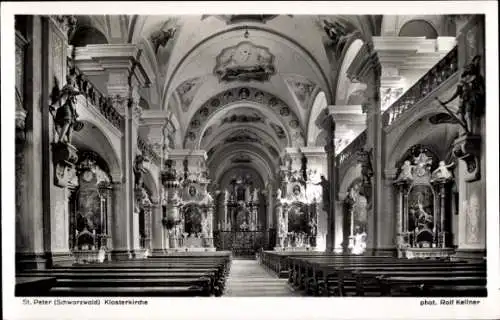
[223,259,299,297]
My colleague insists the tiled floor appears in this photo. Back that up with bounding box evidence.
[223,259,298,297]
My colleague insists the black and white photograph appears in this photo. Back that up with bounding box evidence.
[2,1,499,319]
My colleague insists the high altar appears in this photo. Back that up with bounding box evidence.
[215,172,267,255]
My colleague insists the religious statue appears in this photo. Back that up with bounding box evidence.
[150,27,177,54]
[357,148,374,185]
[49,74,84,144]
[347,184,360,204]
[416,199,433,231]
[396,160,416,182]
[315,175,330,210]
[276,188,282,200]
[413,152,433,178]
[322,19,349,58]
[141,188,152,206]
[279,214,287,248]
[431,161,455,182]
[245,188,251,202]
[224,189,230,203]
[252,188,259,203]
[435,55,485,134]
[350,226,367,255]
[201,214,209,237]
[133,154,147,189]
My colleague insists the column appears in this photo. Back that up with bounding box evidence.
[143,203,153,255]
[275,203,283,249]
[321,115,336,252]
[151,198,163,254]
[111,181,131,259]
[207,206,214,248]
[108,68,143,258]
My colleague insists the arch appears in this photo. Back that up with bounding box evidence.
[338,162,363,197]
[70,26,108,46]
[208,144,277,185]
[307,91,327,146]
[72,119,122,182]
[193,101,293,150]
[335,39,364,105]
[399,20,438,39]
[386,115,459,171]
[380,15,446,38]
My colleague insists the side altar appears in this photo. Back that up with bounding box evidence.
[158,152,216,253]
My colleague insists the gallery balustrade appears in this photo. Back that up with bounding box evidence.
[382,46,458,127]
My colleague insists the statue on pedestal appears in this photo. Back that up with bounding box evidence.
[49,74,84,144]
[314,175,330,210]
[436,55,485,134]
[133,154,147,189]
[356,148,374,185]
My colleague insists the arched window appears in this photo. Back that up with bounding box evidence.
[399,20,438,39]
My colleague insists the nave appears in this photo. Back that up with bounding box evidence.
[12,12,491,302]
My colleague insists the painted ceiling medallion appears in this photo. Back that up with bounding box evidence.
[214,41,276,82]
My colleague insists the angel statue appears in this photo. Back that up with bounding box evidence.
[435,55,485,134]
[431,161,455,182]
[396,160,416,182]
[276,188,282,200]
[49,74,84,144]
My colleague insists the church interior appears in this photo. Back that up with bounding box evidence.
[13,13,488,298]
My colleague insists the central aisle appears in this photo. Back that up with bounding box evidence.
[223,259,299,297]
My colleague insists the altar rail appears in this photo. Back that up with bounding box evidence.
[214,231,270,256]
[67,58,124,131]
[382,46,458,127]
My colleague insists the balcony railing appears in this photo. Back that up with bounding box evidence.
[382,46,458,127]
[68,58,124,131]
[137,136,161,165]
[336,130,367,168]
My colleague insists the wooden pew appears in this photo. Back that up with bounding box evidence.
[16,253,232,297]
[314,261,484,296]
[380,275,487,297]
[286,255,485,297]
[15,277,57,296]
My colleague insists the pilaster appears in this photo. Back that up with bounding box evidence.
[347,41,382,252]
